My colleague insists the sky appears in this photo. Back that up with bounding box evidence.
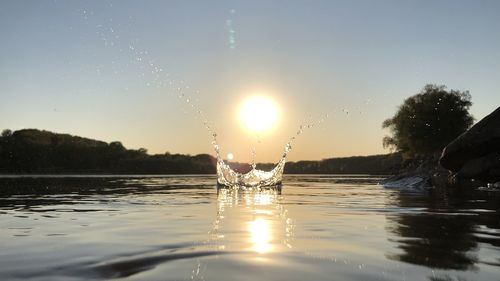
[1,0,499,163]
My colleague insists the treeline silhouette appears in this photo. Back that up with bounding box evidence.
[282,153,402,174]
[0,129,402,175]
[0,129,215,174]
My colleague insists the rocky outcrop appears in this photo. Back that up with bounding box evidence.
[382,174,432,191]
[440,106,500,183]
[381,156,449,191]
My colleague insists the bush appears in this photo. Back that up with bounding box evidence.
[383,84,474,158]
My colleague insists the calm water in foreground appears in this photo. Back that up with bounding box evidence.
[0,175,499,281]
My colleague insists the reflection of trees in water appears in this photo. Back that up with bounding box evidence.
[0,177,215,211]
[386,189,500,273]
[386,212,478,270]
[386,188,500,274]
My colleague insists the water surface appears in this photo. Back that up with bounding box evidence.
[0,175,499,281]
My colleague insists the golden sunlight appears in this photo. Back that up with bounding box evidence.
[239,95,279,133]
[249,218,273,254]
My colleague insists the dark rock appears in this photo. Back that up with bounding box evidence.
[381,156,439,191]
[457,152,500,180]
[440,106,500,182]
[382,174,432,191]
[448,173,487,189]
[431,166,452,188]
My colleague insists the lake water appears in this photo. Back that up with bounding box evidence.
[0,175,499,281]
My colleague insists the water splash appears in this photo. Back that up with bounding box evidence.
[213,113,326,189]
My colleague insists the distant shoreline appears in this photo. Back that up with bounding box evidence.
[1,129,402,175]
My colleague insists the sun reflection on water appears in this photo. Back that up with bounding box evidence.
[212,188,294,256]
[249,218,273,254]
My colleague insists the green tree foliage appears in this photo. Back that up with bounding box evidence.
[1,129,12,138]
[257,153,403,175]
[383,84,474,158]
[0,129,216,174]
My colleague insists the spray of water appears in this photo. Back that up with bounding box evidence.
[213,112,329,189]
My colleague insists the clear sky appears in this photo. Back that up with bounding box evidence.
[1,0,499,163]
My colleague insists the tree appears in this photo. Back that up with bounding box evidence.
[1,129,12,138]
[383,84,474,158]
[109,141,125,152]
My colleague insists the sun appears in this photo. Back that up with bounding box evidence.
[239,95,279,133]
